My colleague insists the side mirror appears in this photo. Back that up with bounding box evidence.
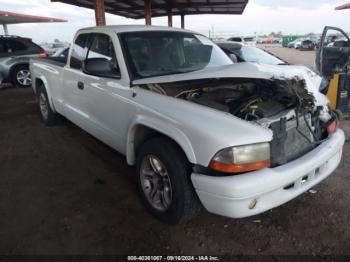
[229,53,238,63]
[83,58,121,79]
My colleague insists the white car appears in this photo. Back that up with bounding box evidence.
[30,25,345,224]
[227,36,257,46]
[294,39,303,49]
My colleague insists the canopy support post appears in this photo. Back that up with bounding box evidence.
[181,14,185,29]
[144,0,152,25]
[3,24,8,35]
[168,10,173,27]
[93,0,106,26]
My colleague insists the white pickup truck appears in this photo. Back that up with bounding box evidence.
[30,25,345,224]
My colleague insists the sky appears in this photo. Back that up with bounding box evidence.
[1,0,350,43]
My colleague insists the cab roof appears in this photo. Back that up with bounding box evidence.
[79,25,197,34]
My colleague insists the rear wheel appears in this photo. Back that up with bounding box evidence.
[11,64,32,88]
[136,137,200,224]
[37,85,63,126]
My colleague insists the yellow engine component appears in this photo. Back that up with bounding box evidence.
[327,74,340,110]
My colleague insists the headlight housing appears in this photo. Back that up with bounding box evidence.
[209,143,270,173]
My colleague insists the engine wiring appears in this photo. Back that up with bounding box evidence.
[147,84,167,95]
[291,86,330,146]
[174,88,201,98]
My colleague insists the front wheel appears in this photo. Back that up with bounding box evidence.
[11,64,32,88]
[136,137,200,224]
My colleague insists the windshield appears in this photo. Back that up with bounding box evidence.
[234,46,284,65]
[120,31,232,80]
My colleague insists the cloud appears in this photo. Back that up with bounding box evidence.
[182,0,350,36]
[254,0,344,9]
[1,0,350,43]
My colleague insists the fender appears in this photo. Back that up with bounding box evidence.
[126,115,197,165]
[8,60,30,77]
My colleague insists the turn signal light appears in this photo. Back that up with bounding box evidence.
[327,120,337,135]
[209,143,271,173]
[209,159,271,173]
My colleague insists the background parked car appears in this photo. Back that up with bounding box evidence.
[215,41,287,65]
[261,38,273,44]
[52,46,69,59]
[294,38,303,49]
[300,39,315,51]
[272,39,282,44]
[227,36,256,46]
[0,35,46,88]
[287,39,298,48]
[40,41,68,56]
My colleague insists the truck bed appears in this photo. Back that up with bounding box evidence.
[31,56,67,67]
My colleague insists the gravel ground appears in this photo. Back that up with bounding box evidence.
[260,45,316,68]
[0,48,350,255]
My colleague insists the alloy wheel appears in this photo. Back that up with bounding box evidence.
[16,69,32,87]
[140,155,173,211]
[39,93,49,120]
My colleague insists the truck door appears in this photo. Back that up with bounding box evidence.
[77,33,134,152]
[316,26,350,78]
[61,33,91,131]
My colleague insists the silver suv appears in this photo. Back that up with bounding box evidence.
[0,35,46,88]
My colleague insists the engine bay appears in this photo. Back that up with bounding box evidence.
[141,77,333,166]
[141,78,316,121]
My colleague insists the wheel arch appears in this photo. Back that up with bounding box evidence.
[34,77,56,112]
[126,118,197,166]
[9,62,28,76]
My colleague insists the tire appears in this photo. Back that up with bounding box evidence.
[37,85,63,126]
[136,137,200,224]
[11,64,32,88]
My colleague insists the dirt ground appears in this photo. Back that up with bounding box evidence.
[1,49,350,255]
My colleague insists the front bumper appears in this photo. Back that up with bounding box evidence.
[191,129,345,218]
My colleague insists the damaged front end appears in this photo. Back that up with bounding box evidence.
[140,75,337,168]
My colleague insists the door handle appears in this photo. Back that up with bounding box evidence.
[77,81,84,90]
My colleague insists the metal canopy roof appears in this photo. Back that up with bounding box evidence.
[335,2,350,10]
[52,0,248,19]
[0,10,67,24]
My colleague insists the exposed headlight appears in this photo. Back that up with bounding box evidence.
[209,143,270,173]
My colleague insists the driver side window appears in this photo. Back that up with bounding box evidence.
[87,33,118,69]
[82,33,121,79]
